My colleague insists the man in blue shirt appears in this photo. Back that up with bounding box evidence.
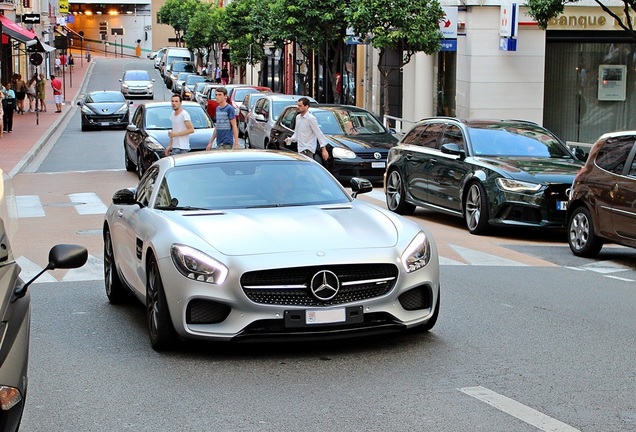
[206,87,239,150]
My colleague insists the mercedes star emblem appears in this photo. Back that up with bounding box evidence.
[310,270,340,301]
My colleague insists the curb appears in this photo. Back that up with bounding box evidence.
[9,60,96,177]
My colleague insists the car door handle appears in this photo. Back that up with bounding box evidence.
[430,158,438,164]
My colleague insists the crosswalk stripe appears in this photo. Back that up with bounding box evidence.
[68,193,108,215]
[450,244,528,266]
[62,254,104,281]
[16,195,45,218]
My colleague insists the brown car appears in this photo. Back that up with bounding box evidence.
[567,130,636,257]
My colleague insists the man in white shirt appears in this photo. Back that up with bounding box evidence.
[286,97,329,160]
[165,95,195,156]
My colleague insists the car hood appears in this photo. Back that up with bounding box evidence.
[328,134,397,151]
[474,156,583,183]
[84,102,127,113]
[163,204,399,256]
[148,129,214,151]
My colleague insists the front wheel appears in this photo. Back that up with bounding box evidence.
[146,255,179,351]
[136,152,145,179]
[385,169,416,215]
[568,206,603,257]
[464,182,490,235]
[104,228,128,303]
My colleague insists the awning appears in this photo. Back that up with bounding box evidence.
[26,37,56,53]
[0,15,35,44]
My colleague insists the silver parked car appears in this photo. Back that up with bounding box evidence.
[104,151,440,350]
[119,69,154,99]
[245,93,317,149]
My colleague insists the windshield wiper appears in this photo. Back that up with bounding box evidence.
[156,205,209,211]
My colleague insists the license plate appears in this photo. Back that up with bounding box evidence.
[371,161,386,169]
[306,308,346,324]
[556,200,568,210]
[101,122,110,126]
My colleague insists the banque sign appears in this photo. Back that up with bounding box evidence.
[547,7,624,30]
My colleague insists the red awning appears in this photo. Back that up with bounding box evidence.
[0,15,35,44]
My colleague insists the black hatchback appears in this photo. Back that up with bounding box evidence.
[385,118,584,234]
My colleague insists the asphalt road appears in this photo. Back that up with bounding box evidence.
[13,57,636,431]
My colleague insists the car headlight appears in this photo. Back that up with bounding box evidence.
[171,244,228,284]
[144,136,165,152]
[80,105,95,115]
[332,147,356,159]
[114,104,129,115]
[147,84,153,90]
[401,231,431,272]
[496,178,543,193]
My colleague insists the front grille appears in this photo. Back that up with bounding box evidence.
[358,151,388,160]
[186,299,231,324]
[499,204,542,223]
[241,264,398,307]
[88,115,125,123]
[544,184,569,223]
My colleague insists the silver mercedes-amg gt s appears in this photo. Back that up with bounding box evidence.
[103,150,440,350]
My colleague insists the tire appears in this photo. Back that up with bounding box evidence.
[146,254,179,351]
[568,206,603,257]
[136,152,145,179]
[409,290,440,333]
[385,169,416,215]
[104,228,128,304]
[124,146,135,172]
[464,182,490,235]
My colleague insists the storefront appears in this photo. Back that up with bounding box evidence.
[0,13,36,85]
[543,8,636,144]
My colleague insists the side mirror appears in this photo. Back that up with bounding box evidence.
[118,79,122,82]
[441,143,466,159]
[255,113,266,122]
[14,244,88,300]
[350,177,373,198]
[76,101,81,106]
[126,124,139,133]
[112,188,139,206]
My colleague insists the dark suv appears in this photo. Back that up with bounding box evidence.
[567,131,636,257]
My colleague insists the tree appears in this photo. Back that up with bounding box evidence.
[527,0,636,41]
[223,0,272,68]
[184,6,225,67]
[346,0,444,116]
[158,0,208,48]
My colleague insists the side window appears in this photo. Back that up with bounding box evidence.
[441,124,466,152]
[262,99,270,119]
[136,167,160,207]
[133,107,143,127]
[280,108,297,129]
[254,99,265,115]
[401,124,427,145]
[420,123,445,149]
[595,137,635,174]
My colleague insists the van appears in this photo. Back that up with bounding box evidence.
[159,47,193,78]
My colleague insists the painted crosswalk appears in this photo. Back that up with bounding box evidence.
[15,193,106,218]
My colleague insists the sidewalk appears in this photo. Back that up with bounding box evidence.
[0,49,95,177]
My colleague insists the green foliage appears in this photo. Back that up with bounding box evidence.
[526,0,566,30]
[346,0,444,63]
[158,0,208,38]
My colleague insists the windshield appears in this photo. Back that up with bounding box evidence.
[233,88,260,104]
[155,160,350,210]
[87,92,125,103]
[124,71,150,81]
[0,169,17,262]
[145,106,212,130]
[468,125,573,158]
[332,109,385,135]
[186,76,206,85]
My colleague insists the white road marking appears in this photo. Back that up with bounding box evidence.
[16,195,46,218]
[68,193,108,215]
[451,244,528,266]
[365,189,385,202]
[459,386,581,432]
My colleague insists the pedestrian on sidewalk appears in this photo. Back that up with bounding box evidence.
[165,94,194,156]
[68,53,74,71]
[26,75,37,112]
[37,73,47,112]
[50,74,63,113]
[0,90,4,139]
[2,82,15,133]
[13,74,26,115]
